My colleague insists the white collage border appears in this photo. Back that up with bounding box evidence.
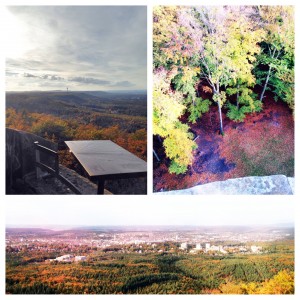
[0,0,299,299]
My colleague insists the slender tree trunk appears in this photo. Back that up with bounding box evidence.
[260,66,272,102]
[153,149,160,162]
[217,99,224,135]
[212,84,224,135]
[157,136,162,143]
[236,84,240,109]
[215,84,224,135]
[260,47,276,102]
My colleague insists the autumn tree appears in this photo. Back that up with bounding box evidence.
[255,6,294,109]
[218,269,294,294]
[225,6,264,122]
[154,6,211,125]
[177,6,244,134]
[258,269,294,294]
[153,68,196,174]
[6,108,32,131]
[153,6,179,69]
[31,117,71,143]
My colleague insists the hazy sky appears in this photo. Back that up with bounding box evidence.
[6,198,294,227]
[4,6,147,91]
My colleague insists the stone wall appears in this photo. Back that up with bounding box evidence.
[6,128,146,195]
[6,128,57,193]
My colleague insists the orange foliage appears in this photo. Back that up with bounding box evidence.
[6,108,147,161]
[202,85,213,94]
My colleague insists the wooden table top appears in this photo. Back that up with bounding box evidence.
[65,140,147,178]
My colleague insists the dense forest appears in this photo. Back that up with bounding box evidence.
[153,6,294,187]
[6,240,294,294]
[6,91,147,170]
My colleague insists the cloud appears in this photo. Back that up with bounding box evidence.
[6,71,19,77]
[20,72,134,88]
[112,81,135,88]
[40,74,64,81]
[68,77,111,85]
[23,73,64,81]
[5,6,147,91]
[23,72,37,78]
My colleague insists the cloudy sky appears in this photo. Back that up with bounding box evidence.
[4,6,147,91]
[6,198,294,227]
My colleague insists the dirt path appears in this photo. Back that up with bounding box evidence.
[153,98,294,192]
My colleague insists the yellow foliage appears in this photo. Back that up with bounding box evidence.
[258,269,294,294]
[163,127,195,167]
[219,281,244,294]
[218,269,294,295]
[153,69,186,138]
[153,69,196,169]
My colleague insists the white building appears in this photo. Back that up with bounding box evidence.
[55,254,74,262]
[251,245,262,253]
[189,243,203,254]
[206,245,227,253]
[239,246,248,252]
[210,245,220,251]
[205,243,210,251]
[189,249,198,254]
[220,248,228,254]
[180,242,188,250]
[196,243,202,250]
[75,256,87,262]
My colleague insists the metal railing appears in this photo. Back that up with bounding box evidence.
[34,141,81,194]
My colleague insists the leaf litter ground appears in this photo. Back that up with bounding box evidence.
[153,97,294,192]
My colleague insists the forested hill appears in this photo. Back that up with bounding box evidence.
[6,91,147,163]
[6,91,147,117]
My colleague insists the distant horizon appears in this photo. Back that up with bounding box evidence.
[6,223,294,230]
[6,89,147,93]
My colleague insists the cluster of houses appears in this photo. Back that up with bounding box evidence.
[46,254,87,263]
[180,242,263,254]
[44,244,263,262]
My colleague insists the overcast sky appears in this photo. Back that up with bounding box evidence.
[4,6,147,91]
[6,198,294,228]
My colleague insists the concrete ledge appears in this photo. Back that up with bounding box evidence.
[22,166,112,195]
[59,165,112,195]
[287,177,295,195]
[157,175,294,195]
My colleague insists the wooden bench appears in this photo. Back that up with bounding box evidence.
[34,141,81,194]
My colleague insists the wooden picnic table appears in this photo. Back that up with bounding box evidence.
[65,140,147,194]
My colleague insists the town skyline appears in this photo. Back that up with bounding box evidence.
[6,224,293,268]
